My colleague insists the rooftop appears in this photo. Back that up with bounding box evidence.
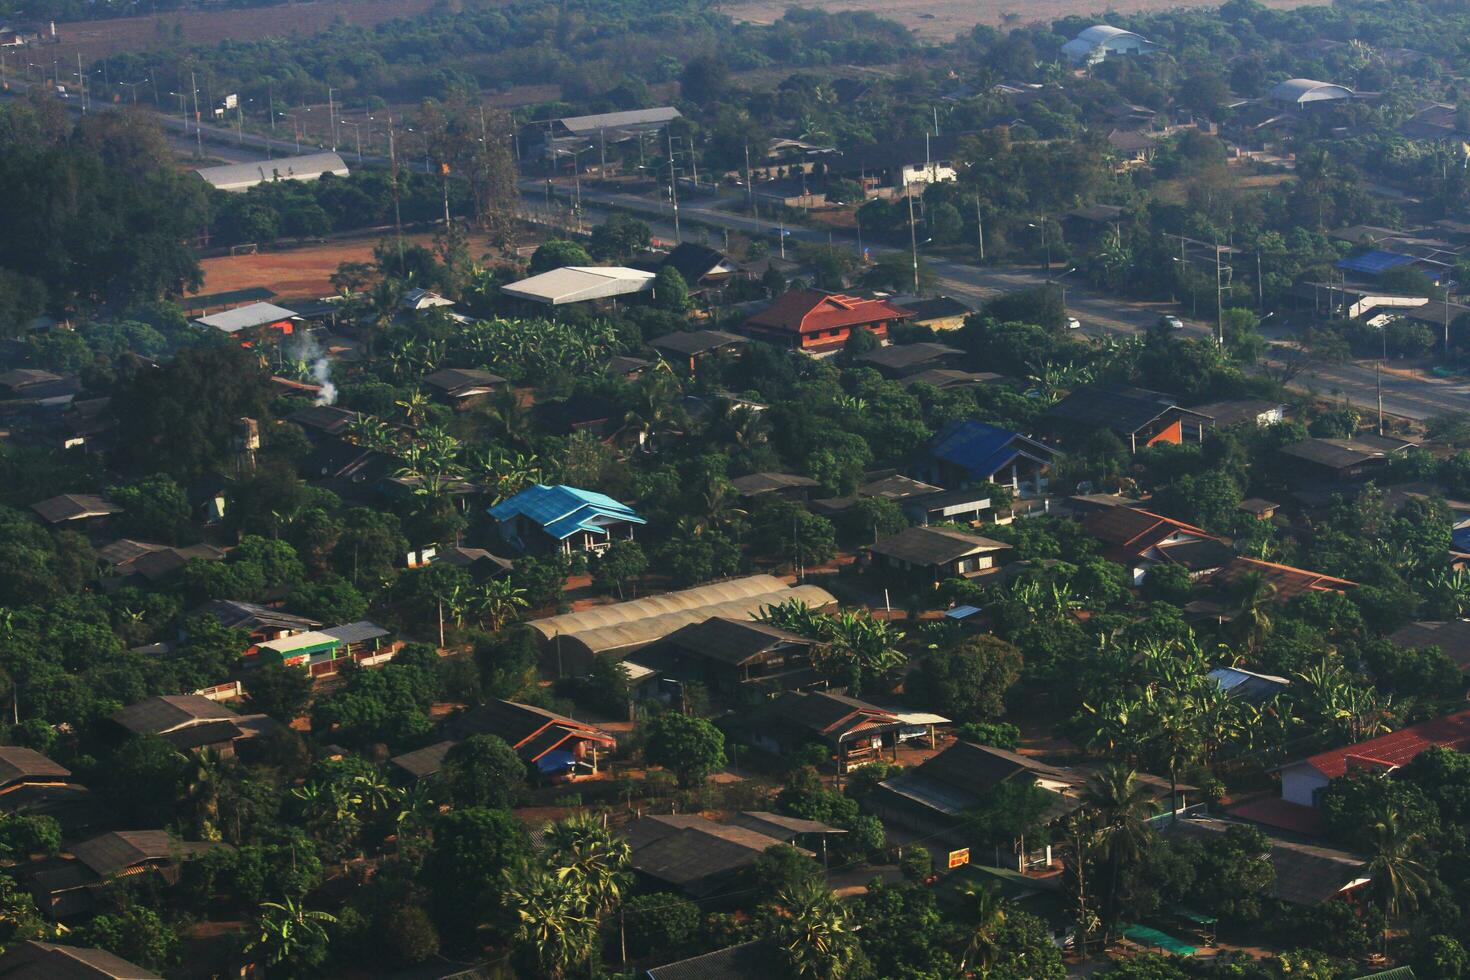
[662,616,817,666]
[111,695,239,736]
[1290,708,1470,780]
[489,484,644,541]
[0,745,70,787]
[648,329,749,358]
[1167,816,1367,906]
[30,494,120,524]
[193,152,348,191]
[0,941,163,979]
[870,525,1011,567]
[502,266,656,306]
[745,290,911,336]
[192,301,298,334]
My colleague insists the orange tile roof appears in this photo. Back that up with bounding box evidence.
[745,290,911,335]
[1212,557,1356,601]
[1083,507,1221,560]
[1294,709,1470,780]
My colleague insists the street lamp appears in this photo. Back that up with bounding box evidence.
[1028,220,1052,277]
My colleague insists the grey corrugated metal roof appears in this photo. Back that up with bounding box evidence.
[558,106,680,136]
[193,302,299,333]
[530,575,791,640]
[193,152,348,191]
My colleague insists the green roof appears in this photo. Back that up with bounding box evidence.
[1122,924,1198,956]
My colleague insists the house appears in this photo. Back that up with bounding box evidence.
[917,420,1060,494]
[625,814,812,897]
[489,484,645,556]
[0,941,163,979]
[741,290,911,354]
[96,539,226,588]
[846,474,997,527]
[1166,816,1370,907]
[1107,129,1159,166]
[648,330,749,372]
[1211,557,1356,601]
[1062,204,1125,241]
[255,621,392,678]
[29,494,120,527]
[868,741,1081,871]
[838,135,960,194]
[387,740,457,783]
[1082,508,1231,582]
[651,616,826,696]
[288,404,358,439]
[527,574,837,675]
[502,266,657,306]
[730,472,821,501]
[747,691,947,773]
[0,746,92,828]
[417,545,514,581]
[1278,436,1410,482]
[400,288,456,313]
[192,301,298,337]
[27,831,223,918]
[888,295,972,331]
[645,941,785,980]
[659,243,744,292]
[900,369,1008,391]
[1207,666,1292,704]
[869,526,1011,586]
[1275,709,1470,808]
[1043,384,1210,451]
[110,696,280,757]
[604,355,653,381]
[1238,498,1281,520]
[189,599,321,650]
[457,699,616,781]
[1269,78,1355,107]
[421,368,509,409]
[1061,25,1156,65]
[1192,399,1286,428]
[533,393,617,437]
[300,436,399,500]
[1389,619,1470,672]
[193,152,348,192]
[855,342,963,379]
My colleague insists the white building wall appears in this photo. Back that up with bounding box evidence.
[1280,763,1330,807]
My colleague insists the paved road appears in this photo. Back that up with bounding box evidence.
[531,181,1470,421]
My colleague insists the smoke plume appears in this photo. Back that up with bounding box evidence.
[287,331,337,406]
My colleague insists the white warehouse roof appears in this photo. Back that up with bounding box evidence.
[1062,24,1154,63]
[194,152,350,192]
[1269,78,1355,104]
[556,107,681,138]
[502,266,656,306]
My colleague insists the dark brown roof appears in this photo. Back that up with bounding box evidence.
[1238,497,1279,516]
[1044,384,1205,435]
[663,617,816,667]
[0,941,162,979]
[1280,438,1389,470]
[870,525,1011,567]
[190,599,321,634]
[914,740,1072,792]
[158,719,246,751]
[457,700,615,761]
[388,740,458,780]
[858,474,944,502]
[30,494,120,524]
[70,831,218,878]
[729,472,820,497]
[421,368,508,397]
[856,342,962,372]
[288,404,358,435]
[646,941,785,980]
[1389,620,1470,670]
[648,329,749,358]
[767,691,900,738]
[1167,817,1367,906]
[626,815,808,891]
[110,695,240,736]
[0,746,70,788]
[96,539,168,567]
[1190,399,1283,427]
[729,811,845,840]
[1211,557,1356,601]
[900,369,1006,390]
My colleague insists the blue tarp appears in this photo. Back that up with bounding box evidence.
[536,749,577,774]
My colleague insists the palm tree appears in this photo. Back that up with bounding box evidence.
[773,878,860,979]
[957,881,1008,976]
[1230,570,1277,654]
[502,861,599,980]
[1080,764,1154,937]
[396,389,433,428]
[182,748,225,841]
[246,897,338,967]
[543,814,632,918]
[1365,805,1432,952]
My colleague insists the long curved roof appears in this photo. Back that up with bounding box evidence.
[1269,78,1354,104]
[529,574,793,640]
[1075,24,1142,44]
[554,584,839,658]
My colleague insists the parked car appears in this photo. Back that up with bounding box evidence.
[1066,316,1082,330]
[1161,315,1185,330]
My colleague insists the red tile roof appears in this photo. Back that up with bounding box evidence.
[745,290,911,335]
[1212,557,1356,601]
[1227,796,1324,836]
[1296,709,1470,780]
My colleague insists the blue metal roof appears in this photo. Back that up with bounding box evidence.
[489,484,644,541]
[1337,250,1415,276]
[928,420,1056,481]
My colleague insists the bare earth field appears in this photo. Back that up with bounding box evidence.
[725,0,1322,40]
[33,0,439,68]
[193,234,428,299]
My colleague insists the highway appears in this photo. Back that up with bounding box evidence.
[9,75,1469,421]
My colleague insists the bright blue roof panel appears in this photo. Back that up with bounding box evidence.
[489,484,644,541]
[929,420,1056,480]
[1337,250,1415,276]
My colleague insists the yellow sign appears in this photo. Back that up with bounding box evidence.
[948,848,970,869]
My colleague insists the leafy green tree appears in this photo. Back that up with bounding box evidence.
[643,712,726,787]
[502,860,598,980]
[244,661,313,722]
[622,892,700,958]
[245,897,337,972]
[654,266,691,312]
[441,735,527,808]
[0,813,60,858]
[425,807,531,939]
[592,539,647,598]
[771,877,865,979]
[529,239,594,275]
[104,735,186,826]
[73,906,180,974]
[588,213,651,261]
[108,474,196,544]
[908,636,1023,723]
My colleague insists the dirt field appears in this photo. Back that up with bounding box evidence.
[725,0,1322,40]
[29,0,439,70]
[193,232,445,299]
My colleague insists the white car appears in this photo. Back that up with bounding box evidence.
[1162,315,1185,330]
[1066,316,1081,330]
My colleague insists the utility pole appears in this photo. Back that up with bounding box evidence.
[190,70,202,159]
[76,53,85,112]
[976,196,985,261]
[388,115,405,270]
[743,143,755,216]
[907,186,920,293]
[1215,239,1224,349]
[1257,250,1264,314]
[327,86,339,151]
[1377,322,1385,435]
[666,128,681,242]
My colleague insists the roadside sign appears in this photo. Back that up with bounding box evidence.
[948,848,970,869]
